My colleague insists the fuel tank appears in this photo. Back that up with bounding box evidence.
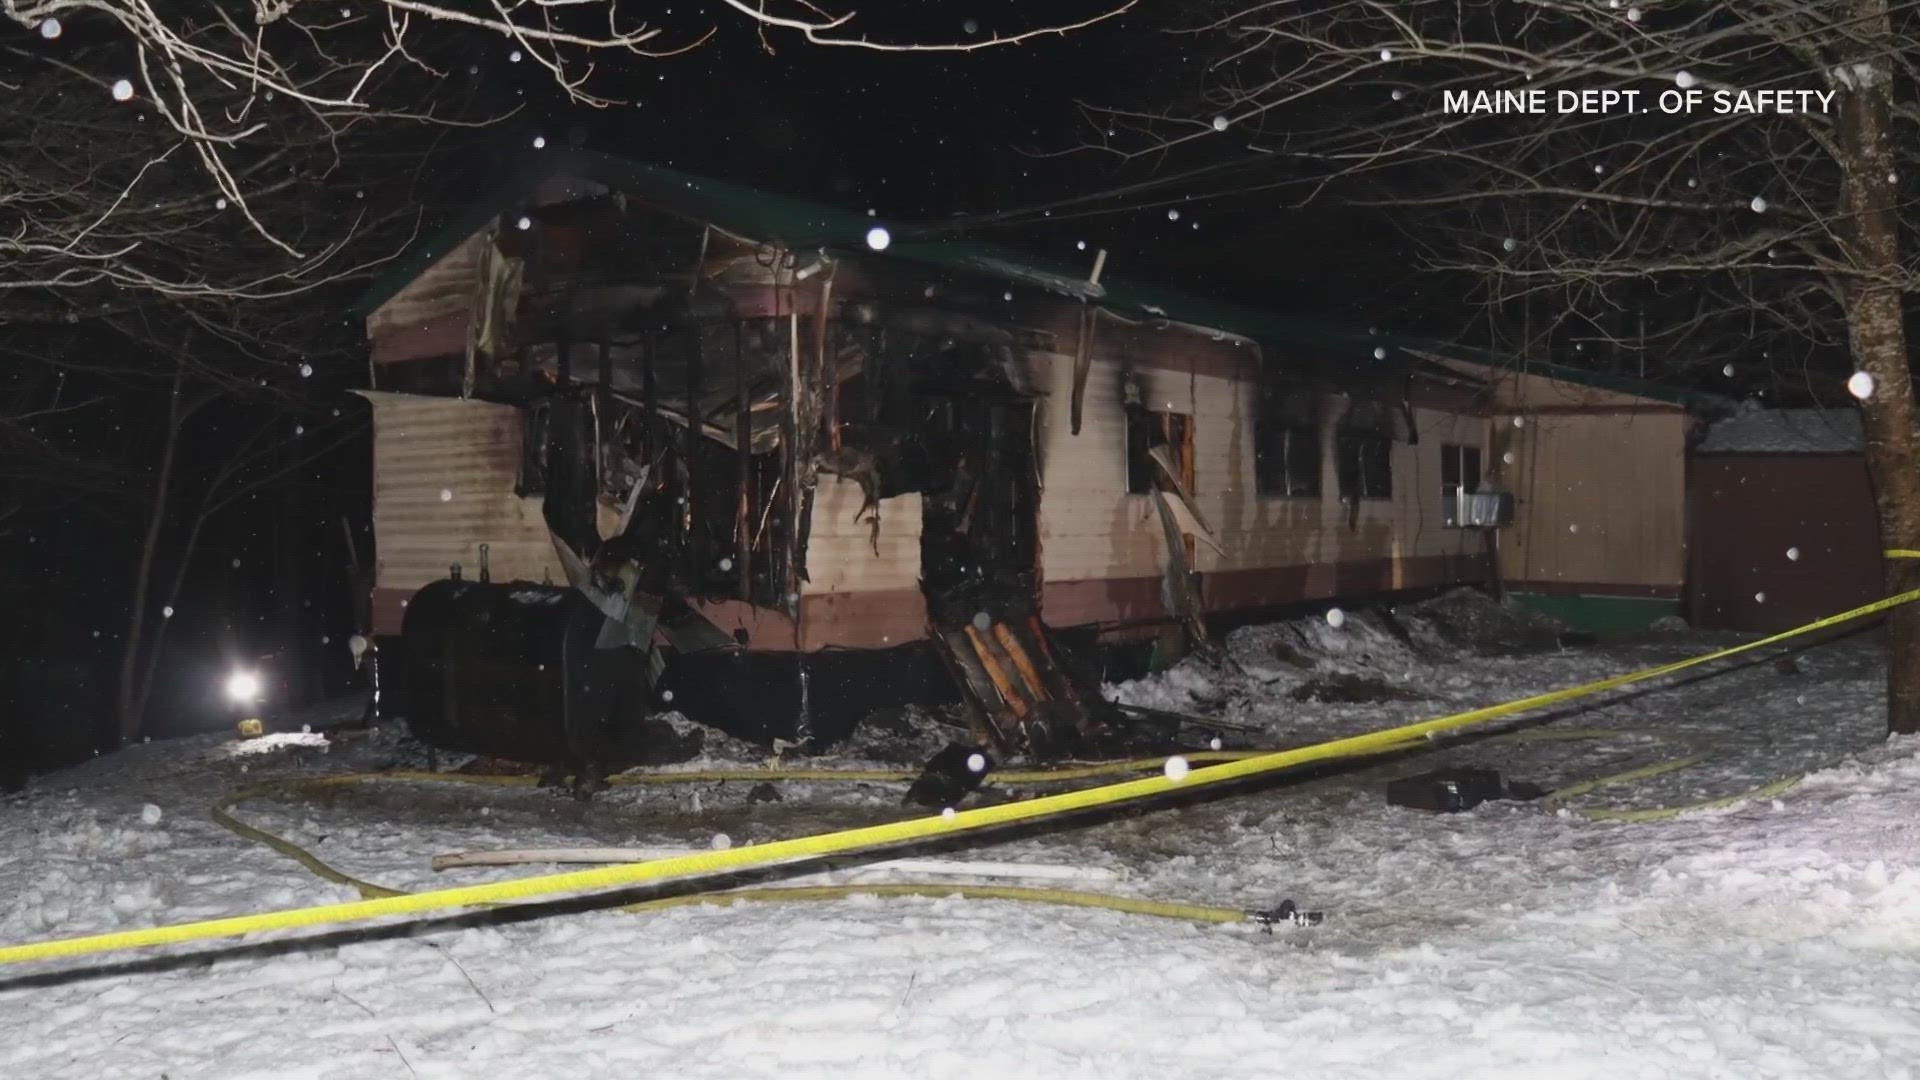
[393,579,964,764]
[395,578,652,767]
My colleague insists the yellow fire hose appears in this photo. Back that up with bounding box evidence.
[5,578,1918,967]
[195,725,1783,922]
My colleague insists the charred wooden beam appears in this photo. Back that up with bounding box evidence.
[734,319,753,602]
[686,321,706,579]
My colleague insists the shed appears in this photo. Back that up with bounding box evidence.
[1687,408,1880,631]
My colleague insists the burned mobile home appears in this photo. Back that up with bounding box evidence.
[351,150,1693,772]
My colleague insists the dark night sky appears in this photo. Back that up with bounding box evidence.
[422,1,1418,325]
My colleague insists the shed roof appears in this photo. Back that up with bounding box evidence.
[1696,408,1864,454]
[353,150,1725,408]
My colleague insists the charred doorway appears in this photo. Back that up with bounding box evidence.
[916,393,1040,623]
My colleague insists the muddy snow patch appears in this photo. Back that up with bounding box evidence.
[1106,588,1567,729]
[833,706,959,764]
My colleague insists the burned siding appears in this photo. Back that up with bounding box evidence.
[1032,344,1492,629]
[360,392,618,634]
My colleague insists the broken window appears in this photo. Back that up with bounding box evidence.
[1127,409,1192,495]
[515,402,549,498]
[1254,386,1322,498]
[1440,443,1483,527]
[1336,399,1394,501]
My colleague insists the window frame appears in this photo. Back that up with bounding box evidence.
[1440,443,1484,528]
[1253,386,1323,499]
[1337,433,1395,501]
[1126,408,1193,496]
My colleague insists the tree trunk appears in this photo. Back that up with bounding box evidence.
[1837,0,1920,735]
[116,377,186,746]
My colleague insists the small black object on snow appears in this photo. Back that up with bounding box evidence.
[904,743,995,809]
[1250,899,1325,933]
[1387,767,1546,813]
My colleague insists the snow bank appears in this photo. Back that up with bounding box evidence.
[4,607,1918,1078]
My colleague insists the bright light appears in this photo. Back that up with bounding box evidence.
[865,226,891,251]
[225,670,262,704]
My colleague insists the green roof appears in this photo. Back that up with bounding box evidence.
[353,149,1730,410]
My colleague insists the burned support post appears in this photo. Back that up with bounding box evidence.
[640,332,657,457]
[686,322,706,580]
[735,319,753,602]
[784,307,803,617]
[597,341,612,413]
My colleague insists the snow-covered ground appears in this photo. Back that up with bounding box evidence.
[5,592,1920,1079]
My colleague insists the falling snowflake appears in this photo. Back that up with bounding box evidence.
[141,804,163,826]
[1167,208,1181,221]
[111,79,135,102]
[941,807,957,821]
[1209,737,1223,751]
[1212,116,1230,131]
[1076,240,1087,251]
[865,226,891,251]
[1676,71,1696,88]
[1004,291,1013,301]
[1889,172,1900,184]
[661,689,675,702]
[1503,450,1516,465]
[1848,371,1876,400]
[516,215,532,230]
[215,197,228,210]
[1754,591,1767,603]
[1627,6,1642,21]
[1787,547,1801,561]
[1687,178,1698,188]
[1513,416,1525,428]
[1379,49,1394,61]
[298,363,313,378]
[1374,347,1388,359]
[1594,164,1605,174]
[40,17,61,39]
[1326,607,1346,628]
[967,753,987,773]
[963,18,979,34]
[533,135,546,149]
[1502,238,1518,252]
[710,833,733,851]
[509,50,522,62]
[719,557,734,572]
[162,606,174,618]
[439,488,453,502]
[972,610,991,630]
[1722,364,1735,377]
[1391,89,1405,101]
[1164,756,1191,782]
[1569,524,1580,534]
[1750,195,1769,213]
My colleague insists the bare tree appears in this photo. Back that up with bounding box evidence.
[1056,0,1920,734]
[2,1,1133,308]
[1,312,369,744]
[110,357,366,744]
